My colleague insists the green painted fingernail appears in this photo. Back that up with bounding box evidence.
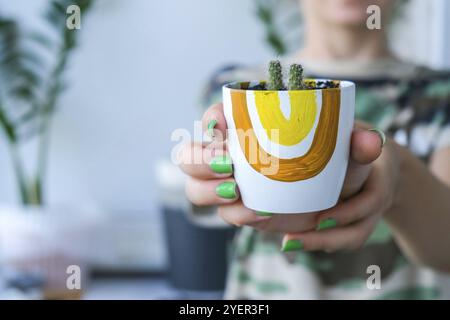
[255,211,273,217]
[369,128,386,146]
[317,218,337,231]
[282,240,303,252]
[216,182,237,199]
[207,119,218,137]
[210,155,232,174]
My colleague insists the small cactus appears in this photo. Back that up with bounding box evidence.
[267,60,285,90]
[288,63,304,90]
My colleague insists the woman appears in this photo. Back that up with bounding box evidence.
[179,0,450,299]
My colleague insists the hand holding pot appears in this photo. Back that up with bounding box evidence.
[178,103,394,252]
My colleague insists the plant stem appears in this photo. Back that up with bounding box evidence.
[9,142,31,204]
[34,113,52,205]
[30,36,68,206]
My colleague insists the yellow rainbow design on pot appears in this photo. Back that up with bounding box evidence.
[231,84,340,182]
[254,90,317,146]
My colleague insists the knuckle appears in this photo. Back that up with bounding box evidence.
[178,142,195,166]
[217,207,241,227]
[351,231,369,250]
[185,179,204,206]
[186,191,202,206]
[356,238,368,250]
[370,194,383,211]
[233,215,250,227]
[210,102,223,109]
[353,210,367,224]
[313,236,330,252]
[350,240,364,250]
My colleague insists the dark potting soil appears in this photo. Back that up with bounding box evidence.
[247,80,339,91]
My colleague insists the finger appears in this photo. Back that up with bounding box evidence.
[202,103,227,140]
[185,177,239,206]
[282,214,380,253]
[341,159,372,199]
[341,129,383,198]
[218,201,273,227]
[351,128,383,165]
[317,169,384,230]
[178,142,232,179]
[223,207,318,233]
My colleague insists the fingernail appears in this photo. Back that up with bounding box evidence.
[255,211,273,217]
[209,155,232,174]
[216,181,237,199]
[369,128,386,147]
[317,218,337,231]
[281,239,303,252]
[207,119,218,137]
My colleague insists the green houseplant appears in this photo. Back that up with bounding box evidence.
[0,0,93,205]
[0,0,96,299]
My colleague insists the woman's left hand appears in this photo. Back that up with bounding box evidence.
[281,126,401,252]
[216,120,401,252]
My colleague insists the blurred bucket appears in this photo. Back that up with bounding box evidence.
[156,160,234,292]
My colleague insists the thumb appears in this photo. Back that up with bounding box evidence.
[341,129,384,199]
[351,128,384,165]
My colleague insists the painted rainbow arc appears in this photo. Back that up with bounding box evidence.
[230,87,341,182]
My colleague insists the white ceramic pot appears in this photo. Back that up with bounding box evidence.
[223,80,355,214]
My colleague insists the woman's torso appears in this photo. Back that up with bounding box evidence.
[202,58,450,299]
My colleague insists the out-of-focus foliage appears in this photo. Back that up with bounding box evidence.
[0,0,93,205]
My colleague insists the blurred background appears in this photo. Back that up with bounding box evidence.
[0,0,449,299]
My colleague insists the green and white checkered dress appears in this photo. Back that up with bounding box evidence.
[201,58,450,299]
